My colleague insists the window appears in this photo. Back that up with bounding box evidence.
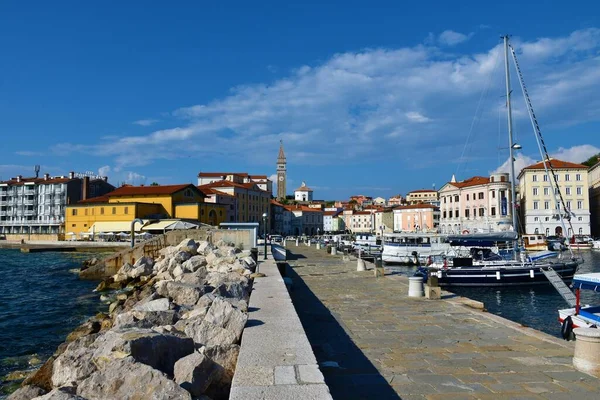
[578,217,583,222]
[449,210,453,218]
[545,228,550,236]
[84,209,88,216]
[72,224,76,227]
[112,207,116,215]
[576,187,582,195]
[534,228,539,234]
[478,192,484,200]
[544,201,549,210]
[579,228,583,235]
[443,197,447,204]
[491,207,496,216]
[100,207,104,215]
[534,217,539,222]
[449,196,452,203]
[533,188,538,196]
[533,201,539,210]
[443,211,447,218]
[566,187,571,195]
[565,174,570,181]
[545,217,549,221]
[566,201,571,210]
[479,208,485,217]
[466,194,469,201]
[576,174,581,181]
[465,209,470,218]
[532,175,538,182]
[554,174,559,181]
[544,187,549,196]
[72,209,77,216]
[577,200,583,209]
[554,188,559,195]
[124,207,128,215]
[454,195,459,202]
[543,174,548,182]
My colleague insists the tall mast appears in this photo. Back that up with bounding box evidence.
[503,35,519,253]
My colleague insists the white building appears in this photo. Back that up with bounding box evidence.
[518,159,591,237]
[0,172,114,238]
[439,173,513,234]
[197,172,273,196]
[294,182,314,202]
[348,211,375,233]
[590,161,600,237]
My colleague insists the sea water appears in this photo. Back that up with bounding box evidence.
[0,248,107,396]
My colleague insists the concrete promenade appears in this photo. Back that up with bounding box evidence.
[286,245,600,400]
[230,256,332,399]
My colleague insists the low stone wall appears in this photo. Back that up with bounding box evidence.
[1,233,62,241]
[230,260,332,399]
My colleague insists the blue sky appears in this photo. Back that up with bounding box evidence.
[1,1,599,200]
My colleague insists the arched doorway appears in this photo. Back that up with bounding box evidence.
[294,228,300,236]
[208,210,217,226]
[555,226,563,236]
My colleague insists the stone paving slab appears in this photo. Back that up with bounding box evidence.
[285,247,600,400]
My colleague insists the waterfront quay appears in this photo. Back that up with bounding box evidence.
[286,245,600,399]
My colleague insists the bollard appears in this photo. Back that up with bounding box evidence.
[357,258,366,271]
[573,328,600,377]
[316,242,321,250]
[374,256,384,277]
[295,239,299,247]
[408,277,424,297]
[425,268,441,299]
[331,247,337,256]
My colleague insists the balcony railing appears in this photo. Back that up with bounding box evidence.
[0,220,63,226]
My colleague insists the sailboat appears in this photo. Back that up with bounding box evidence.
[424,36,582,287]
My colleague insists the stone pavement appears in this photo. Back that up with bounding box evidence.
[285,245,600,400]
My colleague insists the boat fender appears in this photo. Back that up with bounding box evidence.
[561,316,574,341]
[462,229,469,234]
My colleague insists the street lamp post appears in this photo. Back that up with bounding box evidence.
[262,212,268,260]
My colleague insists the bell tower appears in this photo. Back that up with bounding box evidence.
[277,140,287,200]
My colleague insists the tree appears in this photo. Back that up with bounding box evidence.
[150,182,160,186]
[582,154,600,168]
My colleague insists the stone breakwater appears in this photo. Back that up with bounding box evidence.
[9,238,256,400]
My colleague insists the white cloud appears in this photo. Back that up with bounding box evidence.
[98,165,111,177]
[438,30,473,46]
[15,151,42,156]
[51,28,600,174]
[552,145,600,163]
[492,153,537,181]
[133,119,159,126]
[125,172,146,185]
[405,111,431,123]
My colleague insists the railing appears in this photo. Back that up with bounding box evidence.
[0,220,63,226]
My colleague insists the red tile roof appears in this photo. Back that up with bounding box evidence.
[323,211,339,216]
[249,175,268,179]
[198,187,234,197]
[199,180,267,192]
[522,158,588,171]
[108,184,200,197]
[77,195,111,204]
[448,176,490,188]
[283,205,322,212]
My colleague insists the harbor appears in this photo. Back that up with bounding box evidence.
[286,244,600,398]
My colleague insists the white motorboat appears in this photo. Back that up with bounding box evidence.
[382,232,450,264]
[558,273,600,331]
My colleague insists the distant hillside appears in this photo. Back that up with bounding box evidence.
[582,154,600,167]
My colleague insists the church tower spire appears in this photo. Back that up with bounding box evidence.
[276,140,287,200]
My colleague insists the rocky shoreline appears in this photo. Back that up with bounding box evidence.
[9,238,256,400]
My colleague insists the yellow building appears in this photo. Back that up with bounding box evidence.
[518,158,591,237]
[66,184,227,235]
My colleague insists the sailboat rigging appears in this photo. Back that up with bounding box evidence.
[422,35,583,287]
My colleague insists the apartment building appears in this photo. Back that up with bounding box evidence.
[518,159,591,237]
[392,204,440,232]
[439,173,513,234]
[0,172,114,239]
[405,189,439,206]
[197,172,272,195]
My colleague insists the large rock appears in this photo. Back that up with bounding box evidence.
[114,310,177,329]
[119,262,135,276]
[197,241,214,256]
[212,282,249,301]
[203,298,247,342]
[66,320,101,343]
[77,357,191,400]
[33,387,85,400]
[133,297,171,312]
[129,257,154,279]
[7,385,45,400]
[51,334,100,387]
[92,328,194,376]
[176,268,209,287]
[174,352,219,397]
[177,239,199,255]
[182,256,207,272]
[22,356,55,391]
[173,250,192,264]
[204,344,240,399]
[184,319,236,347]
[155,281,208,307]
[159,245,179,258]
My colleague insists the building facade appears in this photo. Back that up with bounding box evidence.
[518,159,591,237]
[348,210,375,233]
[590,161,600,237]
[276,141,287,200]
[294,182,314,202]
[406,189,439,205]
[388,195,404,207]
[0,172,114,239]
[439,173,513,234]
[197,172,272,196]
[199,187,237,222]
[392,204,439,232]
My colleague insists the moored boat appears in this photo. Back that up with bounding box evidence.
[558,273,600,330]
[382,232,449,264]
